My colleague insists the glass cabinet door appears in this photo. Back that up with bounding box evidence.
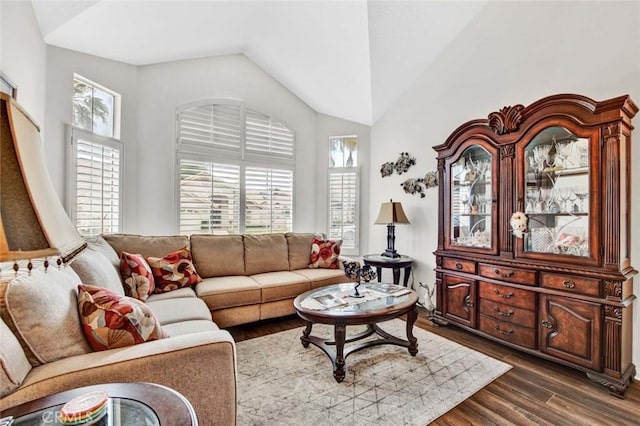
[450,145,493,249]
[523,126,590,257]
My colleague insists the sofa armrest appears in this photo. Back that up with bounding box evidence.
[1,331,237,425]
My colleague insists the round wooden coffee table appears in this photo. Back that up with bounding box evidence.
[3,382,197,425]
[293,283,419,382]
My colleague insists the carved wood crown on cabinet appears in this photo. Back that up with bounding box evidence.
[432,93,638,398]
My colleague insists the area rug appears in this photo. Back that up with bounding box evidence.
[236,319,511,425]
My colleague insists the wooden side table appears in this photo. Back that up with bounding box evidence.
[3,382,198,425]
[363,254,414,287]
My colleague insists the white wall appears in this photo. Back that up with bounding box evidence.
[316,113,372,254]
[45,47,139,229]
[135,55,321,234]
[1,1,47,128]
[370,1,640,375]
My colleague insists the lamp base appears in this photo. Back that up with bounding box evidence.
[381,249,401,258]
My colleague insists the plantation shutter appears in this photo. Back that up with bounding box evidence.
[179,159,240,235]
[178,103,242,151]
[245,108,294,159]
[328,168,359,251]
[245,167,293,234]
[72,136,121,236]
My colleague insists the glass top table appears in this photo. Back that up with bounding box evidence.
[293,282,419,382]
[3,383,197,426]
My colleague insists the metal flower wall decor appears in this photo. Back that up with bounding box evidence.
[380,152,416,177]
[401,171,438,198]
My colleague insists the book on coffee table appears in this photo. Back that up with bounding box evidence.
[367,283,411,297]
[313,293,349,308]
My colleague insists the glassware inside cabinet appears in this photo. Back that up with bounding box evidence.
[450,145,492,248]
[523,126,590,257]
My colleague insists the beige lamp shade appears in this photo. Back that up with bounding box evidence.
[0,93,85,263]
[374,199,410,225]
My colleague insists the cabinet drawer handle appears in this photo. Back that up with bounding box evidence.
[562,280,576,289]
[494,325,514,335]
[494,269,514,278]
[455,263,463,270]
[494,306,514,317]
[494,289,514,299]
[542,320,553,329]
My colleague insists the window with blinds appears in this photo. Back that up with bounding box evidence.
[179,159,240,235]
[245,167,293,234]
[177,103,242,151]
[176,100,295,234]
[328,136,359,253]
[69,129,122,236]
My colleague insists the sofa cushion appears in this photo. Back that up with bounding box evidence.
[77,284,166,352]
[145,287,196,302]
[244,234,289,275]
[0,317,31,398]
[71,248,125,296]
[145,297,212,325]
[102,234,189,258]
[119,252,155,300]
[0,267,92,366]
[161,320,219,337]
[196,276,261,310]
[293,269,347,289]
[250,271,311,302]
[86,235,121,270]
[147,247,202,293]
[308,238,342,269]
[286,232,322,270]
[190,235,245,277]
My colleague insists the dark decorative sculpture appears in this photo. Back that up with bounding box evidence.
[342,261,377,298]
[380,152,416,177]
[401,171,438,197]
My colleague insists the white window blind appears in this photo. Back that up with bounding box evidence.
[70,131,122,236]
[178,103,242,151]
[245,108,295,159]
[328,168,359,251]
[245,167,293,234]
[179,159,240,235]
[177,100,295,235]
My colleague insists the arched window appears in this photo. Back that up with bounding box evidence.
[176,100,295,235]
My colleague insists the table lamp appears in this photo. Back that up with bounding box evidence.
[374,199,410,258]
[1,93,85,274]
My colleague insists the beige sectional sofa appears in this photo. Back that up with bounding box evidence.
[0,232,347,424]
[102,232,347,327]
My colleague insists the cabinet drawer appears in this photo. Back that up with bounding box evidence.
[479,281,536,310]
[479,315,536,349]
[540,273,600,297]
[442,258,475,274]
[479,263,536,285]
[479,299,536,328]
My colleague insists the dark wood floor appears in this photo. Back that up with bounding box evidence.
[227,310,640,425]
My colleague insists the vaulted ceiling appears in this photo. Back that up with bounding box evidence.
[31,1,486,125]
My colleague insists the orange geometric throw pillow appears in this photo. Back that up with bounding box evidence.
[308,238,342,269]
[147,247,202,294]
[119,252,155,301]
[77,284,166,352]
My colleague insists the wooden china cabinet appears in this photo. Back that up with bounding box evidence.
[433,93,637,397]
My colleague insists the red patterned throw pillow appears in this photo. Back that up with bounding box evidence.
[308,238,342,269]
[77,284,166,352]
[147,247,202,293]
[119,252,155,301]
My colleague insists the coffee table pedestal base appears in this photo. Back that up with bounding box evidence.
[300,307,418,382]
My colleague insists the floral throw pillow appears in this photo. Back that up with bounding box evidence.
[308,238,342,269]
[77,284,166,352]
[147,247,202,293]
[119,252,155,301]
